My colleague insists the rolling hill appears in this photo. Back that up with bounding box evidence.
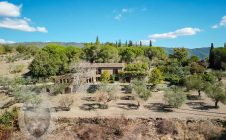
[163,47,210,59]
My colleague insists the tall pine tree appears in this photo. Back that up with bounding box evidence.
[209,43,215,68]
[128,40,133,47]
[118,40,122,47]
[95,36,100,45]
[140,41,142,46]
[149,40,152,47]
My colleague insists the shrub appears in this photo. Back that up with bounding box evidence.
[124,85,132,93]
[164,88,186,108]
[190,62,205,74]
[149,68,163,85]
[52,84,67,95]
[212,70,225,81]
[165,74,181,85]
[156,120,178,135]
[100,71,111,82]
[9,64,24,74]
[201,72,216,82]
[195,122,225,140]
[0,46,5,54]
[110,74,115,83]
[6,55,17,63]
[0,108,18,128]
[59,96,74,111]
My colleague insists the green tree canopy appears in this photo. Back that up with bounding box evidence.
[164,87,186,108]
[119,47,144,63]
[144,47,166,60]
[205,81,226,108]
[131,79,151,108]
[121,62,149,80]
[29,44,69,77]
[97,45,119,63]
[210,47,226,70]
[185,74,207,97]
[149,68,163,85]
[82,45,100,63]
[65,46,82,63]
[171,48,189,62]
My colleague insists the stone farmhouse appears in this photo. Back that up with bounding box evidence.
[52,63,125,93]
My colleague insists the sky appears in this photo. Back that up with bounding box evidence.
[0,0,226,48]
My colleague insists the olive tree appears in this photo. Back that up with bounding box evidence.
[212,70,225,81]
[204,82,226,108]
[95,83,119,106]
[164,88,186,108]
[185,75,206,97]
[131,79,151,108]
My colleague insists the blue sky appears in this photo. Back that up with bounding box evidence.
[0,0,226,48]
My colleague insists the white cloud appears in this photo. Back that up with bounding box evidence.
[122,8,128,13]
[0,18,48,33]
[0,38,15,44]
[24,17,31,22]
[0,1,47,33]
[220,16,226,26]
[114,14,122,21]
[148,27,201,42]
[114,8,135,21]
[212,15,226,29]
[37,27,48,33]
[0,1,21,17]
[212,25,219,29]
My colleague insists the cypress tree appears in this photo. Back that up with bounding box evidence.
[149,40,152,47]
[95,36,100,45]
[140,41,142,46]
[128,40,133,47]
[209,43,215,68]
[224,42,226,48]
[118,40,122,47]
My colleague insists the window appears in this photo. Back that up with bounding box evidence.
[97,68,102,74]
[113,69,118,74]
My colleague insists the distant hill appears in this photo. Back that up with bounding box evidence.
[163,47,210,59]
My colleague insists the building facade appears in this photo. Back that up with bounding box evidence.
[52,63,125,93]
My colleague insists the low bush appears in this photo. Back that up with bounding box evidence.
[156,120,178,135]
[59,96,74,111]
[0,110,17,128]
[9,64,24,74]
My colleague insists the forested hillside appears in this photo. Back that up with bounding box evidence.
[163,47,210,59]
